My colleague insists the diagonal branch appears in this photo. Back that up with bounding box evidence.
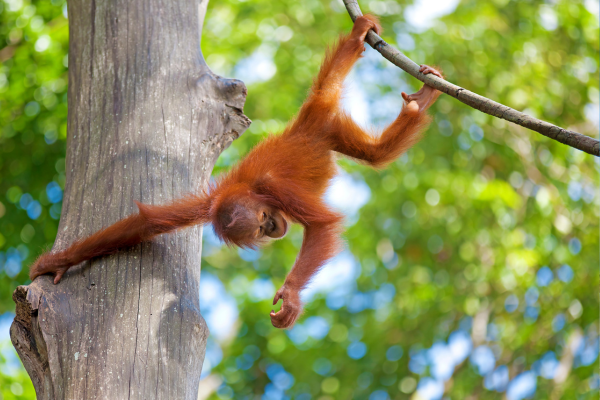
[343,0,599,157]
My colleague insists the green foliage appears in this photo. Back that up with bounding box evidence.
[1,0,598,399]
[0,339,35,399]
[0,0,68,296]
[201,0,599,399]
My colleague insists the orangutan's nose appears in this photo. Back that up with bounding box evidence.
[265,219,275,234]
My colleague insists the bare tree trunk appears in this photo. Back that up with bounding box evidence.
[10,0,249,398]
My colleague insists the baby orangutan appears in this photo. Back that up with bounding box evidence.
[30,15,442,329]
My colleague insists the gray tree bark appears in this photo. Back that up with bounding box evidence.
[10,0,250,399]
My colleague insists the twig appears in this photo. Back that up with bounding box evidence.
[343,0,600,157]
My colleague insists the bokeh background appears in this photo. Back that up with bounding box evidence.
[0,0,598,399]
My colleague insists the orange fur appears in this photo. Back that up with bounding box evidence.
[29,15,441,328]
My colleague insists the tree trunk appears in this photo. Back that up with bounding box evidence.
[10,0,249,398]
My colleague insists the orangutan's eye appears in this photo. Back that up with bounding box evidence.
[262,212,267,221]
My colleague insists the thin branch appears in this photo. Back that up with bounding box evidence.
[343,0,600,157]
